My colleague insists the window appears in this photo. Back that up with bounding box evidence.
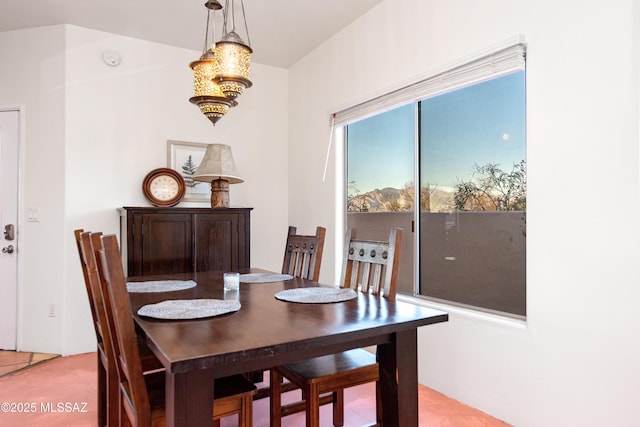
[419,71,526,316]
[346,105,416,296]
[340,41,526,317]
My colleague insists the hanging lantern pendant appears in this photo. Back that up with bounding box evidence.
[189,0,252,125]
[214,0,252,99]
[189,47,236,126]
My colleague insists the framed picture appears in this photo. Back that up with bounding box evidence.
[167,140,210,202]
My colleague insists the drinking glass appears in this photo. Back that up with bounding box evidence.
[223,272,240,291]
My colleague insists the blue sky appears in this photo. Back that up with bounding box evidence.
[347,103,414,193]
[347,71,526,194]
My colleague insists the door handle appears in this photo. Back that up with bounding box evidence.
[4,224,15,241]
[2,245,14,254]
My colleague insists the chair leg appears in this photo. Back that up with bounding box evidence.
[332,390,344,427]
[270,369,283,427]
[305,383,320,427]
[375,380,382,425]
[97,358,107,427]
[106,364,119,427]
[240,393,253,427]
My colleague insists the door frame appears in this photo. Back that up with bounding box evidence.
[1,105,25,350]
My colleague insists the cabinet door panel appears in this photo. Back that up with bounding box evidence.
[194,214,239,272]
[141,214,193,275]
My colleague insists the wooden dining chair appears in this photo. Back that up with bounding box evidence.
[74,229,114,427]
[270,227,403,427]
[282,226,327,281]
[96,233,257,427]
[75,230,169,426]
[253,225,328,399]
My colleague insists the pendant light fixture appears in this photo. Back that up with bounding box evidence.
[214,0,253,99]
[189,0,233,126]
[189,0,252,125]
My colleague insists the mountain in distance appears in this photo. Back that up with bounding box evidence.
[350,186,456,212]
[361,187,405,211]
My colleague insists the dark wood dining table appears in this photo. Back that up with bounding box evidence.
[128,268,448,427]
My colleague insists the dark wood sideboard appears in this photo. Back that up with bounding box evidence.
[119,207,251,276]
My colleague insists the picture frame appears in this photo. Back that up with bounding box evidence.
[166,140,210,202]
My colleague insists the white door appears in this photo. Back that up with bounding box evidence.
[0,110,19,350]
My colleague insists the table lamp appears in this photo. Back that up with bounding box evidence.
[192,144,243,208]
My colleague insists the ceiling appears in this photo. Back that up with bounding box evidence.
[0,0,382,69]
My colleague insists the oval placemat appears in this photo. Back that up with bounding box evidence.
[274,287,358,304]
[239,273,293,283]
[126,280,197,293]
[137,299,240,320]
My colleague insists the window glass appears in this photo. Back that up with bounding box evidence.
[347,105,414,211]
[346,104,415,295]
[419,71,526,316]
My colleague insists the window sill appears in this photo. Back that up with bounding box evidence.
[396,294,528,330]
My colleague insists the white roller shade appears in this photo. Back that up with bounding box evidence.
[333,38,526,126]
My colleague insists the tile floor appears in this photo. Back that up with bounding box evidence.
[0,350,59,377]
[0,351,511,426]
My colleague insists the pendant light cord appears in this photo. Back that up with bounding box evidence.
[203,8,211,52]
[322,114,336,182]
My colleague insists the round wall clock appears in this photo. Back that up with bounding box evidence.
[142,168,186,207]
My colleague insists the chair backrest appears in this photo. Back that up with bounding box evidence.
[282,226,326,281]
[74,230,112,360]
[340,227,403,300]
[74,229,102,343]
[97,234,152,427]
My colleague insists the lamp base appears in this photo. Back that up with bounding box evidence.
[210,178,230,208]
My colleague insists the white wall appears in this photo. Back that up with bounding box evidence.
[0,26,67,354]
[0,25,289,355]
[288,0,640,426]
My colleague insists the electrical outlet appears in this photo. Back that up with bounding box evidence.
[48,304,56,317]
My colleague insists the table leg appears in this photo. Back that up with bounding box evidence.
[165,369,214,427]
[377,328,418,427]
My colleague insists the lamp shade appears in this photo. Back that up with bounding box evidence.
[193,144,243,184]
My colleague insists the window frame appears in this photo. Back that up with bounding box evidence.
[337,38,527,319]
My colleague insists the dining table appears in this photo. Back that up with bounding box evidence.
[127,268,449,427]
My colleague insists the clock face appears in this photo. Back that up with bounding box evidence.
[142,168,186,207]
[149,175,180,200]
